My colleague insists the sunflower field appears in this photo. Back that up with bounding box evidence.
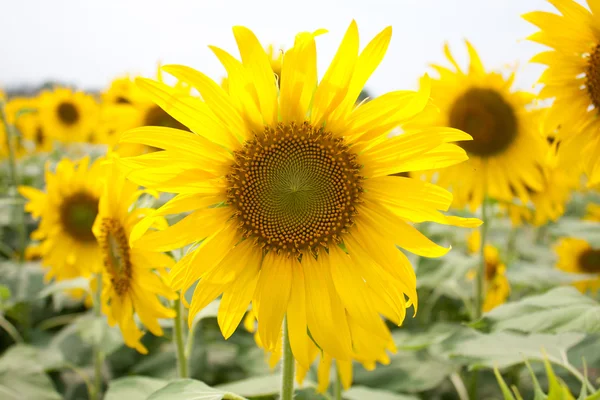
[2,1,600,399]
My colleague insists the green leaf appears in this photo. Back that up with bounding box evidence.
[0,261,45,304]
[524,360,548,400]
[393,323,466,351]
[343,386,419,400]
[0,345,62,400]
[439,331,584,369]
[147,379,248,400]
[478,287,600,334]
[493,367,517,400]
[507,263,596,291]
[76,314,124,354]
[37,277,89,299]
[215,374,280,397]
[549,219,600,246]
[544,358,576,400]
[105,376,169,400]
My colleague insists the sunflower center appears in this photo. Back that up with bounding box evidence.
[485,259,498,281]
[449,88,517,157]
[115,96,131,105]
[57,102,80,125]
[586,44,600,110]
[98,218,132,296]
[227,122,363,256]
[579,248,600,273]
[144,105,189,131]
[35,127,45,145]
[59,192,99,242]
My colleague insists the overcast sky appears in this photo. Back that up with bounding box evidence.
[0,0,553,95]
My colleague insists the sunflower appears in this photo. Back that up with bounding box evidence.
[118,22,480,378]
[243,307,396,392]
[408,42,546,210]
[93,160,176,353]
[506,111,579,226]
[467,231,510,312]
[524,0,600,186]
[38,87,99,143]
[555,237,600,293]
[99,70,192,155]
[19,157,105,292]
[10,98,56,154]
[586,203,600,221]
[221,43,284,92]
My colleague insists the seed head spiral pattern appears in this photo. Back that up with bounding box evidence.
[227,122,363,256]
[586,44,600,111]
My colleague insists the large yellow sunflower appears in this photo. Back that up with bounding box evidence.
[555,237,600,293]
[409,42,547,210]
[221,43,284,92]
[524,0,600,186]
[38,87,99,143]
[19,157,105,288]
[118,22,480,378]
[93,161,176,353]
[467,231,510,312]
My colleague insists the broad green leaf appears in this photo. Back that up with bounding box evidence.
[507,263,596,291]
[0,262,45,304]
[105,376,168,400]
[76,315,123,353]
[550,219,600,246]
[477,287,600,334]
[0,345,62,400]
[493,367,517,400]
[393,323,466,351]
[439,331,584,369]
[343,386,419,400]
[352,349,457,393]
[147,379,247,400]
[215,374,280,397]
[37,277,89,299]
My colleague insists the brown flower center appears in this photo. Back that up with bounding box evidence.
[57,102,80,125]
[586,44,600,110]
[35,127,45,145]
[485,259,498,281]
[449,88,518,157]
[59,192,99,242]
[115,96,131,105]
[98,218,132,296]
[227,122,363,256]
[578,248,600,273]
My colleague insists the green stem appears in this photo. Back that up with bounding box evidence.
[91,274,103,400]
[333,368,343,400]
[0,101,27,262]
[474,196,489,321]
[280,316,295,400]
[174,298,188,378]
[450,373,469,400]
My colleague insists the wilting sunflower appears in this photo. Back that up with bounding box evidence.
[38,87,99,143]
[409,42,547,210]
[118,22,480,376]
[555,237,600,293]
[243,306,395,392]
[19,157,104,289]
[467,231,510,312]
[524,0,600,186]
[93,161,176,353]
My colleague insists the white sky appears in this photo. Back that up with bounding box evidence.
[0,0,553,95]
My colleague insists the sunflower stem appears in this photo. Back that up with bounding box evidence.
[91,273,103,400]
[280,316,295,400]
[174,298,189,378]
[474,196,489,321]
[0,100,27,262]
[333,368,343,400]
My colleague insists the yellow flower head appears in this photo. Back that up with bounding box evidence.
[7,96,56,154]
[586,203,600,221]
[93,160,176,353]
[38,87,99,144]
[409,41,547,211]
[118,22,480,380]
[524,0,600,186]
[467,231,510,312]
[555,237,600,293]
[506,110,579,226]
[19,157,105,288]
